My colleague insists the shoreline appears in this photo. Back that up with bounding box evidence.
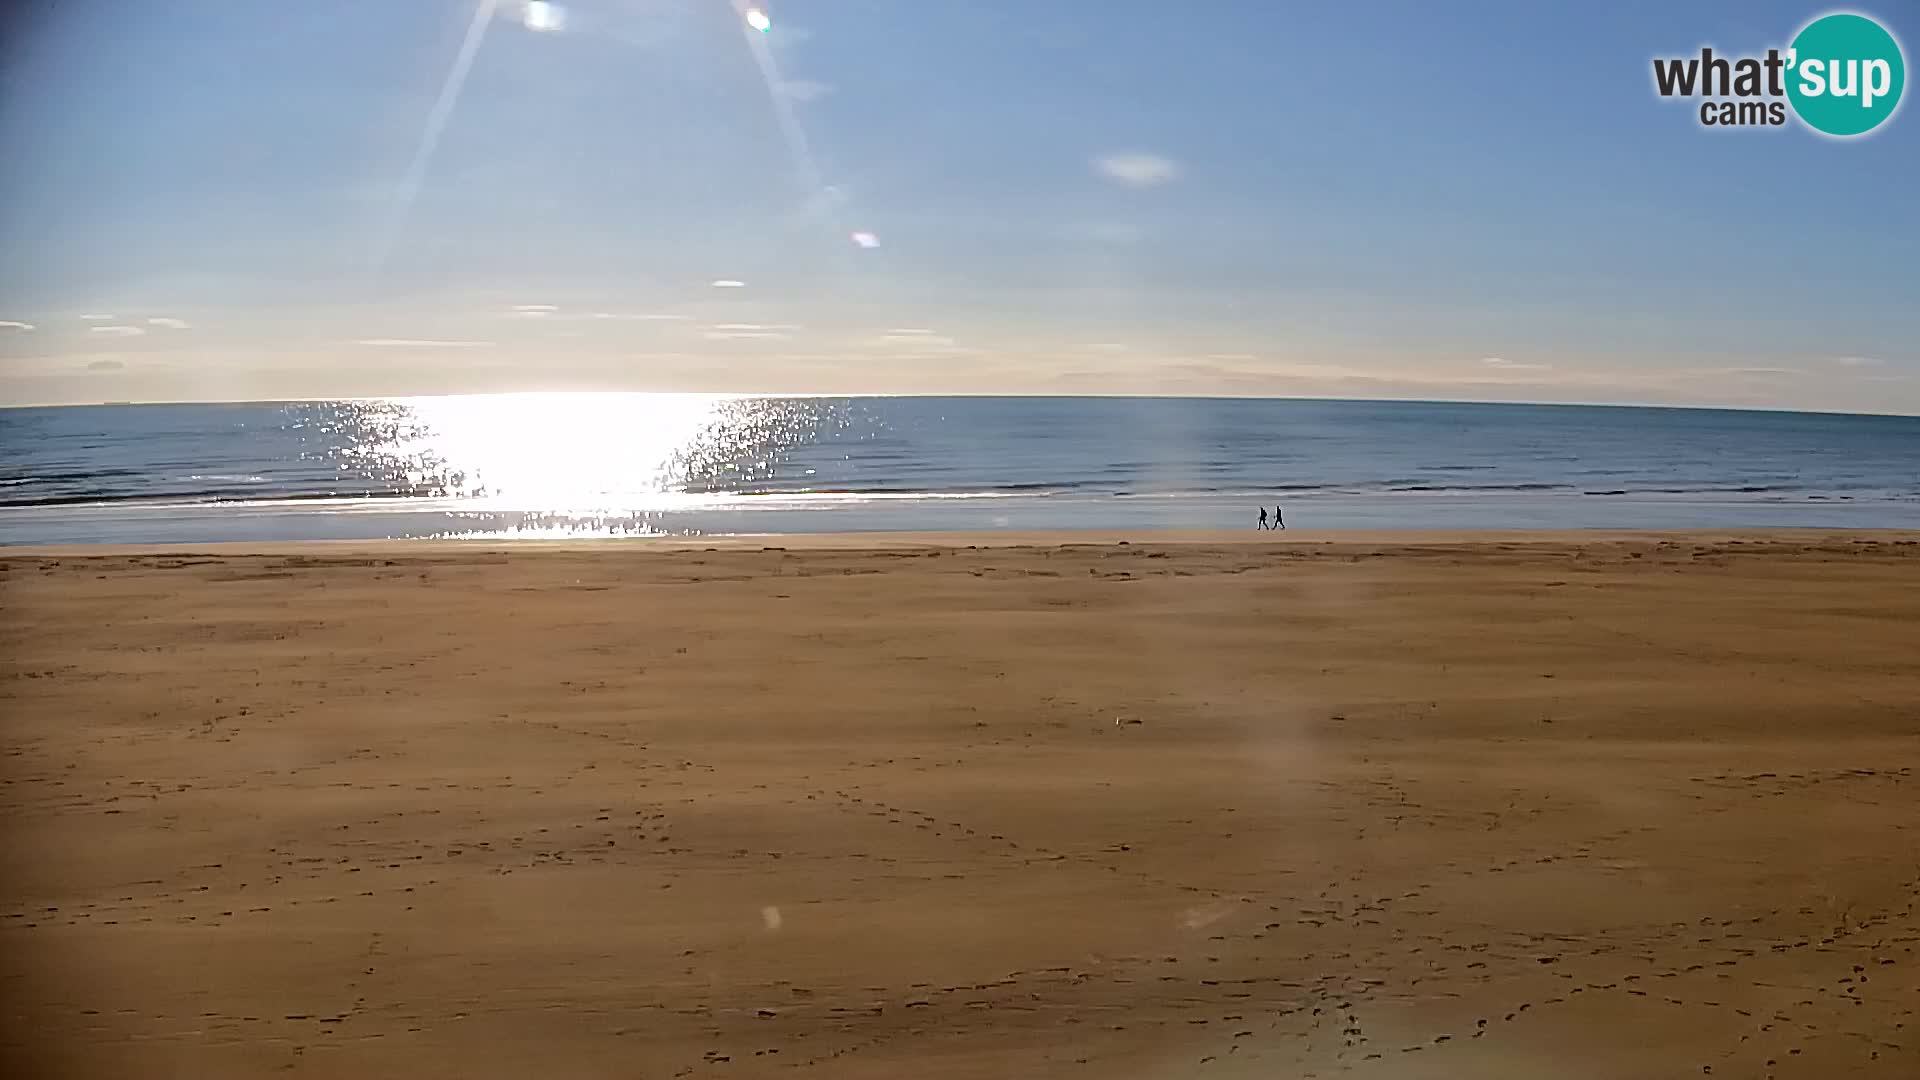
[6,525,1920,558]
[9,490,1920,548]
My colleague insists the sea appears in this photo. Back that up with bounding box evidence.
[2,394,1918,545]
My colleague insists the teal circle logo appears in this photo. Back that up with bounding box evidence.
[1787,13,1906,136]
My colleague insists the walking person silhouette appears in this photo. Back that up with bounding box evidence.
[1257,506,1269,530]
[1274,504,1286,530]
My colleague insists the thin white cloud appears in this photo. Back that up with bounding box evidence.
[90,325,146,337]
[590,312,688,321]
[779,79,832,103]
[704,331,791,341]
[1482,356,1552,371]
[1829,356,1885,367]
[79,313,115,321]
[874,335,973,358]
[1093,152,1181,188]
[850,230,881,249]
[711,323,798,332]
[711,279,747,288]
[1682,366,1805,378]
[874,331,957,347]
[353,338,497,348]
[1202,359,1375,381]
[0,320,33,331]
[1059,359,1390,393]
[1078,342,1130,353]
[146,317,191,330]
[507,304,559,317]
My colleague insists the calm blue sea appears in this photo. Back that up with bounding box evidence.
[2,395,1918,544]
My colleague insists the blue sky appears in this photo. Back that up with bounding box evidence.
[0,0,1914,409]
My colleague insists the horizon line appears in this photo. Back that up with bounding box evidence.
[3,391,1917,421]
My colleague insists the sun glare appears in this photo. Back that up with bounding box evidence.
[321,393,855,519]
[522,1,562,33]
[381,393,727,510]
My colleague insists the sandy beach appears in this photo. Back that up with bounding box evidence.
[3,531,1918,1078]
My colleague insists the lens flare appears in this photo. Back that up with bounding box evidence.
[374,0,501,272]
[745,6,771,32]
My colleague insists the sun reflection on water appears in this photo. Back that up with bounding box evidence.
[304,393,850,514]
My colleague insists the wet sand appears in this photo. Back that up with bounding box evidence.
[3,532,1918,1078]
